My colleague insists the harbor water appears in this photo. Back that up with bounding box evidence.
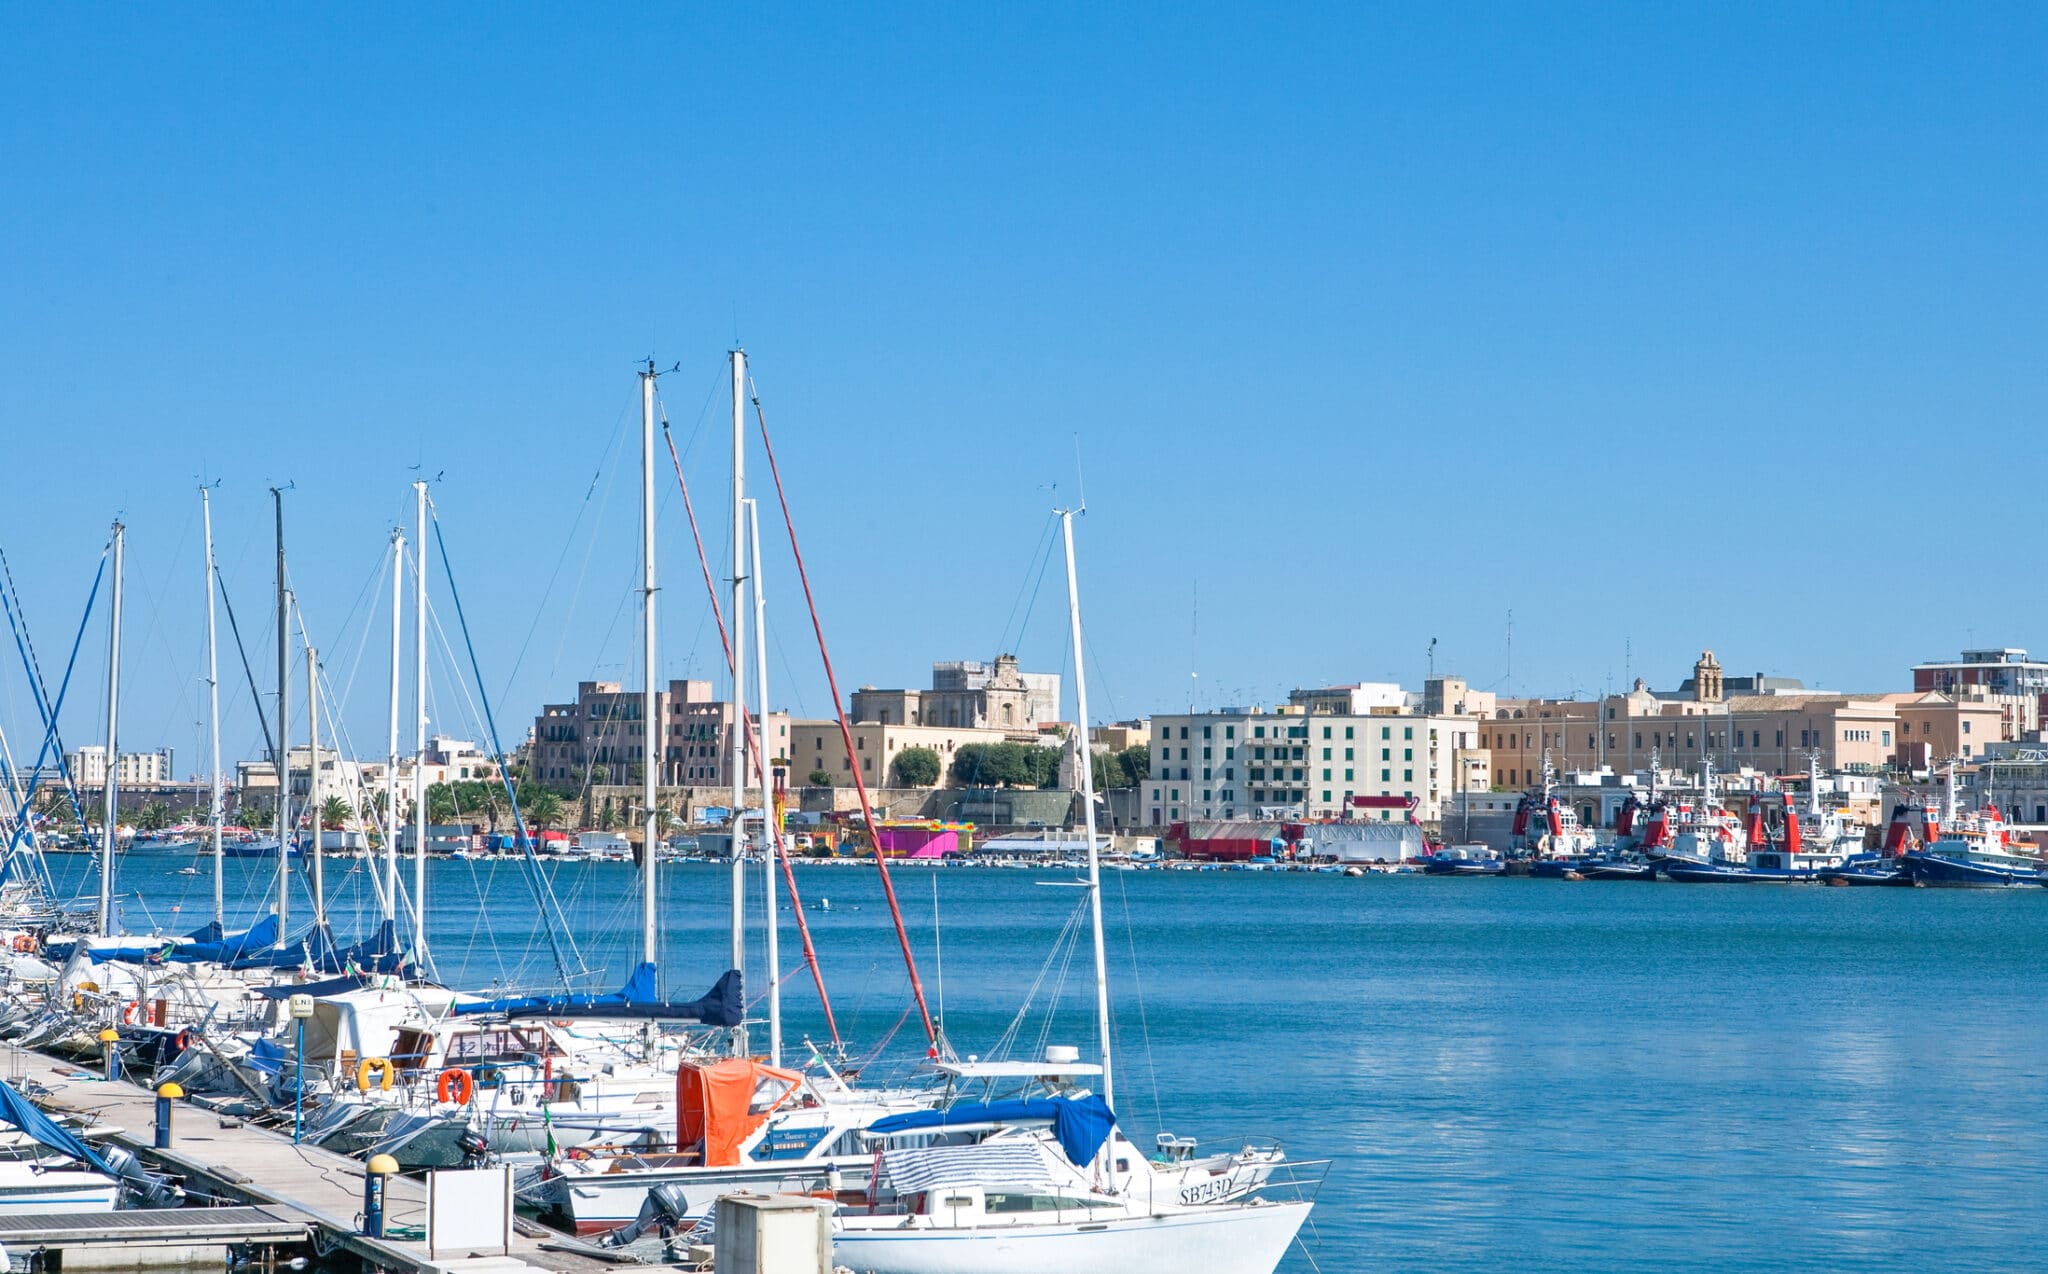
[61,853,2048,1272]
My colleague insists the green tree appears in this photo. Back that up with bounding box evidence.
[598,797,620,831]
[522,786,564,830]
[807,769,836,788]
[426,783,460,824]
[951,742,1062,788]
[320,796,352,827]
[135,801,172,832]
[890,747,941,788]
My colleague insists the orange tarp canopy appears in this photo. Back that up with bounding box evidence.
[677,1058,802,1167]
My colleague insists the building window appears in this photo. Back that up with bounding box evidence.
[1345,726,1354,739]
[1323,726,1332,739]
[1882,730,1892,746]
[1344,768,1353,780]
[1322,768,1331,781]
[1322,748,1331,760]
[1381,769,1391,782]
[1381,727,1391,740]
[1404,727,1413,740]
[1203,767,1212,780]
[1203,746,1212,759]
[1963,721,1973,734]
[1344,747,1354,760]
[1776,730,1784,746]
[1226,726,1235,739]
[1203,725,1212,739]
[1225,746,1235,759]
[1403,748,1413,761]
[1404,769,1413,782]
[1322,790,1331,801]
[1254,747,1266,759]
[1254,726,1265,738]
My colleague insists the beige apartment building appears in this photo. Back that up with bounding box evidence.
[1480,652,2010,787]
[530,679,789,790]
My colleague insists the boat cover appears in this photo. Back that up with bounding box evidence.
[446,964,743,1025]
[82,914,281,965]
[867,1095,1117,1167]
[878,1142,1057,1193]
[0,1077,114,1175]
[678,1057,803,1166]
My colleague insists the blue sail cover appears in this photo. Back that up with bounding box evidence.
[448,964,744,1026]
[866,1095,1117,1166]
[0,1078,114,1175]
[167,915,280,965]
[79,915,281,965]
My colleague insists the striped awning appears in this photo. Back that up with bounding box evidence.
[878,1143,1057,1194]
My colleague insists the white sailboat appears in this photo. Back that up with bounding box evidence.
[831,508,1317,1274]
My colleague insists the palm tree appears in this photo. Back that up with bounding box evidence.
[320,796,351,828]
[136,801,172,832]
[524,788,564,830]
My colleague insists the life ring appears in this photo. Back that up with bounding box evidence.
[355,1057,395,1092]
[436,1068,474,1105]
[121,1002,137,1025]
[11,934,32,953]
[175,1029,194,1054]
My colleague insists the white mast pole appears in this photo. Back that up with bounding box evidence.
[202,489,225,927]
[639,362,660,969]
[307,645,324,929]
[384,527,403,922]
[412,481,428,962]
[97,522,123,938]
[1059,509,1113,1113]
[728,349,748,991]
[748,499,781,1067]
[273,490,291,936]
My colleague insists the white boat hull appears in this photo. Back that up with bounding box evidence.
[0,1165,120,1214]
[833,1199,1311,1274]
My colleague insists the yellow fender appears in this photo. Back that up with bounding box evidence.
[356,1057,395,1092]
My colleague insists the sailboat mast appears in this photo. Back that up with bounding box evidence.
[1059,509,1113,1113]
[307,644,324,928]
[96,521,123,938]
[728,348,748,988]
[412,481,428,961]
[748,499,781,1067]
[384,526,403,922]
[272,489,291,936]
[202,489,224,927]
[639,362,660,968]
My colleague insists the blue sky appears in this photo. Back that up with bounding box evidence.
[2,5,2044,771]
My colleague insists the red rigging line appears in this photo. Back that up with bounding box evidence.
[751,384,941,1057]
[662,414,840,1050]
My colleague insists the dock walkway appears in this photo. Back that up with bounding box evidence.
[1,1042,649,1274]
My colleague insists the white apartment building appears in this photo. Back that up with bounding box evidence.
[1141,708,1487,825]
[67,746,174,787]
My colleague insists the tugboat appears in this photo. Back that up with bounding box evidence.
[1675,759,1873,883]
[1819,800,1915,886]
[1568,789,1657,880]
[1648,761,1753,880]
[1516,760,1602,877]
[1902,763,2046,887]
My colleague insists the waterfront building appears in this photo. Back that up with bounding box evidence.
[529,678,788,789]
[786,719,1025,787]
[66,745,174,787]
[849,654,1060,730]
[1910,647,2047,735]
[1091,719,1151,751]
[1139,697,1486,825]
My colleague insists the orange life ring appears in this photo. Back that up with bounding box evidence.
[436,1067,474,1105]
[175,1028,194,1053]
[11,934,32,953]
[121,1001,137,1025]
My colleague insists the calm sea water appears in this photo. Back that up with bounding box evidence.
[54,852,2048,1272]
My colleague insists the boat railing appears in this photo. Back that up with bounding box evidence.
[1244,1157,1332,1206]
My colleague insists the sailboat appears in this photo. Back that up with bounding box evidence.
[831,508,1316,1274]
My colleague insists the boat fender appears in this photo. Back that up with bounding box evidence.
[356,1057,395,1092]
[436,1068,474,1105]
